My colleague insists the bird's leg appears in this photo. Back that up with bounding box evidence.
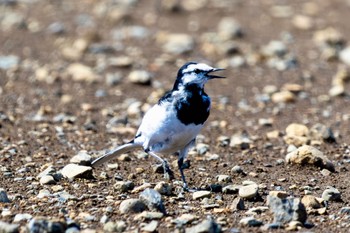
[147,151,174,180]
[178,139,196,192]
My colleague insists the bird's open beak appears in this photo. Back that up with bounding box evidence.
[207,68,226,79]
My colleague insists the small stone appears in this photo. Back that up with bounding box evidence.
[13,213,33,223]
[230,131,251,149]
[216,175,232,183]
[66,63,98,83]
[0,221,19,233]
[139,189,166,214]
[322,186,341,202]
[309,123,336,143]
[60,164,93,180]
[231,165,244,174]
[238,182,258,199]
[134,211,164,220]
[141,220,158,232]
[154,181,173,196]
[285,145,335,172]
[39,175,56,185]
[329,85,345,97]
[292,15,313,30]
[261,222,284,230]
[114,181,134,193]
[268,191,288,199]
[321,169,331,177]
[285,221,303,231]
[27,218,67,233]
[301,195,323,209]
[0,55,19,70]
[271,91,295,103]
[217,136,230,147]
[192,190,211,200]
[239,216,263,227]
[222,184,241,194]
[0,188,11,203]
[339,207,350,215]
[217,17,243,40]
[229,197,245,211]
[340,46,350,66]
[128,70,152,85]
[196,143,210,155]
[47,22,65,35]
[162,34,194,55]
[103,221,127,233]
[108,56,133,68]
[119,199,147,214]
[268,196,307,224]
[185,217,221,233]
[245,206,269,215]
[262,40,288,57]
[70,150,92,166]
[106,73,122,86]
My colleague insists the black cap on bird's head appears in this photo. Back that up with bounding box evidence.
[173,62,225,89]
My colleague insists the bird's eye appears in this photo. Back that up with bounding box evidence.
[194,69,200,74]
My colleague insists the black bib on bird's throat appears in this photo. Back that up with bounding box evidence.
[175,84,211,125]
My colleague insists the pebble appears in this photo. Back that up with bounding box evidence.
[13,213,33,223]
[106,73,122,86]
[47,22,65,35]
[217,17,243,40]
[267,196,307,224]
[108,56,133,68]
[262,40,288,57]
[60,164,93,180]
[66,63,98,83]
[339,207,350,215]
[27,218,66,233]
[103,221,127,233]
[261,222,284,230]
[134,211,164,220]
[154,181,173,196]
[301,195,323,209]
[285,145,335,172]
[217,136,230,147]
[239,216,263,227]
[230,132,251,149]
[292,15,313,30]
[309,123,336,143]
[0,55,19,70]
[112,25,150,40]
[192,190,211,200]
[322,186,341,202]
[39,175,56,185]
[0,188,11,203]
[329,85,345,97]
[69,150,92,166]
[0,221,19,233]
[340,46,350,66]
[222,184,241,194]
[185,217,221,233]
[231,165,244,174]
[114,181,134,193]
[37,189,51,199]
[229,197,245,211]
[268,191,288,199]
[216,174,232,183]
[238,182,258,199]
[128,70,152,85]
[196,143,210,155]
[285,221,303,231]
[162,33,194,54]
[271,91,295,103]
[139,188,166,214]
[119,198,147,214]
[141,220,158,232]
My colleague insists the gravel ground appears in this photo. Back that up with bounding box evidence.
[1,0,350,232]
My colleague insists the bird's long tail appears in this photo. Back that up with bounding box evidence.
[91,143,141,167]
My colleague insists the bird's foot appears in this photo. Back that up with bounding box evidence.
[163,163,175,181]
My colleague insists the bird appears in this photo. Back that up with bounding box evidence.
[91,62,225,191]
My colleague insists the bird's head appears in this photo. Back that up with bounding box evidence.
[173,62,225,89]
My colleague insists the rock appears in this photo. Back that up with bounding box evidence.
[231,165,244,174]
[27,218,67,233]
[313,27,344,48]
[268,196,307,224]
[301,195,323,209]
[217,17,243,40]
[103,221,127,233]
[106,73,122,86]
[216,175,232,183]
[261,222,284,230]
[185,217,221,233]
[196,143,210,155]
[36,165,56,180]
[322,186,341,201]
[66,63,98,83]
[292,15,313,30]
[339,207,350,215]
[128,70,152,85]
[154,181,173,196]
[13,213,33,223]
[0,221,19,233]
[271,91,295,103]
[262,40,288,57]
[230,131,251,149]
[229,197,245,211]
[245,206,269,215]
[268,191,288,199]
[60,164,93,180]
[321,169,331,177]
[0,55,19,70]
[238,182,258,200]
[139,189,166,214]
[222,184,241,194]
[69,150,92,166]
[39,175,56,185]
[108,56,133,68]
[285,145,335,172]
[162,33,194,54]
[329,85,345,97]
[0,188,11,203]
[119,199,147,214]
[239,216,263,227]
[114,181,134,193]
[47,22,65,35]
[340,46,350,66]
[192,190,211,200]
[134,211,164,220]
[309,123,336,143]
[141,220,158,232]
[285,221,303,231]
[56,191,77,202]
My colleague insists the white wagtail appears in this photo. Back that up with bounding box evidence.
[91,62,225,190]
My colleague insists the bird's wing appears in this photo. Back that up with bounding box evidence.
[91,143,142,167]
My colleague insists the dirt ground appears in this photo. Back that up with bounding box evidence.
[1,0,350,232]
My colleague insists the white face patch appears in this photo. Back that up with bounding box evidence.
[180,63,215,86]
